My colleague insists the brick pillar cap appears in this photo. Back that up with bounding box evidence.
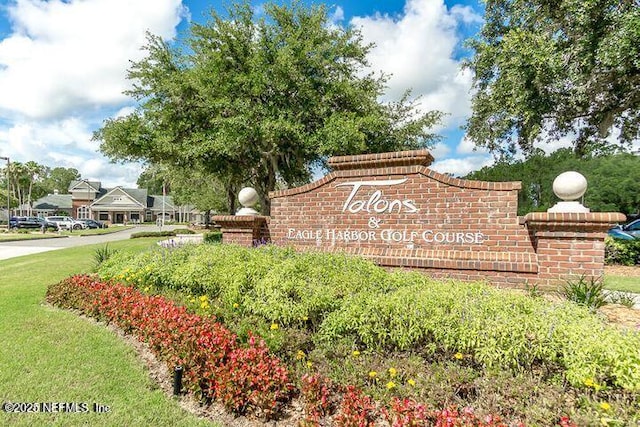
[523,212,626,225]
[327,150,434,171]
[211,215,268,227]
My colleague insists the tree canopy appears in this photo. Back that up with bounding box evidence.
[1,162,80,215]
[94,1,442,214]
[465,149,640,216]
[465,0,640,158]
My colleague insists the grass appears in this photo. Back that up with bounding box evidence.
[604,274,640,293]
[0,238,215,426]
[0,232,67,242]
[60,225,136,237]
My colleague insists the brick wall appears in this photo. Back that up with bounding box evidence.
[215,150,624,288]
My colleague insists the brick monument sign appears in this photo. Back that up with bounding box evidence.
[212,150,624,288]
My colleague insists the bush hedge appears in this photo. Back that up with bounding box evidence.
[605,236,640,265]
[96,244,640,392]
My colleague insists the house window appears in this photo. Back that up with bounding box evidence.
[99,212,109,221]
[77,205,91,219]
[113,196,123,202]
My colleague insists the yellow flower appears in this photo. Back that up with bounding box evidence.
[386,381,396,390]
[306,361,313,369]
[584,378,600,389]
[454,352,464,360]
[368,371,378,379]
[200,301,210,310]
[233,303,239,308]
[407,379,416,387]
[143,286,150,292]
[296,350,306,360]
[388,367,397,377]
[599,402,611,411]
[199,295,208,302]
[270,323,279,331]
[352,350,360,357]
[302,316,309,321]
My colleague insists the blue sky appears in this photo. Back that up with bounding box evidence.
[0,0,491,188]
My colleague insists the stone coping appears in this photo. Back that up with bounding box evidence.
[269,166,521,199]
[327,149,434,170]
[323,246,538,274]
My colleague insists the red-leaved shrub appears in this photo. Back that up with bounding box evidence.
[46,275,292,418]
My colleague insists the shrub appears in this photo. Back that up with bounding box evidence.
[317,277,640,390]
[558,275,607,310]
[92,244,117,270]
[130,230,176,238]
[172,228,195,234]
[46,275,293,418]
[246,252,392,327]
[605,236,640,265]
[203,230,222,243]
[95,245,640,392]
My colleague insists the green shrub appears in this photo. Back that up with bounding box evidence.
[93,244,118,270]
[129,230,176,238]
[558,275,607,310]
[605,236,640,265]
[172,228,195,234]
[246,252,392,327]
[95,244,640,392]
[203,231,223,243]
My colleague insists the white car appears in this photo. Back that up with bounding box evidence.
[45,216,87,230]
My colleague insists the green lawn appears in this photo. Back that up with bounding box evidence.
[0,239,214,426]
[604,274,640,293]
[0,232,67,242]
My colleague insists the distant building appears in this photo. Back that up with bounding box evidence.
[32,181,202,224]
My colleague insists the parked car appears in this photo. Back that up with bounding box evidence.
[78,219,108,229]
[608,226,636,240]
[8,216,57,230]
[619,218,640,239]
[45,216,87,230]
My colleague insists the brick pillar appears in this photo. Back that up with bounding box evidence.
[524,212,625,287]
[210,215,269,247]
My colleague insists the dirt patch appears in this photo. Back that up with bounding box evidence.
[605,264,640,277]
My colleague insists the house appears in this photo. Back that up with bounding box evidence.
[32,180,202,224]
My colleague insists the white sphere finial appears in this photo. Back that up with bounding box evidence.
[552,171,587,201]
[236,187,260,216]
[547,171,590,213]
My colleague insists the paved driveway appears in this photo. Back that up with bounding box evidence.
[0,225,180,261]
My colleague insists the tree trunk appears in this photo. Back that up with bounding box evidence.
[226,186,236,215]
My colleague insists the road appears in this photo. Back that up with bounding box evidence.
[0,225,180,261]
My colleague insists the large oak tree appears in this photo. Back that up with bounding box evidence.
[465,0,640,158]
[94,1,442,214]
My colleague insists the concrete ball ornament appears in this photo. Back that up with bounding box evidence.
[238,187,259,207]
[552,171,588,201]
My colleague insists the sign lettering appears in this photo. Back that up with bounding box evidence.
[337,179,419,214]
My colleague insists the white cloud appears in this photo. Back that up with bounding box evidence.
[429,141,451,160]
[431,155,493,177]
[331,6,345,23]
[0,0,186,119]
[450,5,483,24]
[0,118,143,187]
[456,135,489,155]
[0,0,185,188]
[351,0,476,128]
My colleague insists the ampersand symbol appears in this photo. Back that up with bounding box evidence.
[368,217,381,229]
